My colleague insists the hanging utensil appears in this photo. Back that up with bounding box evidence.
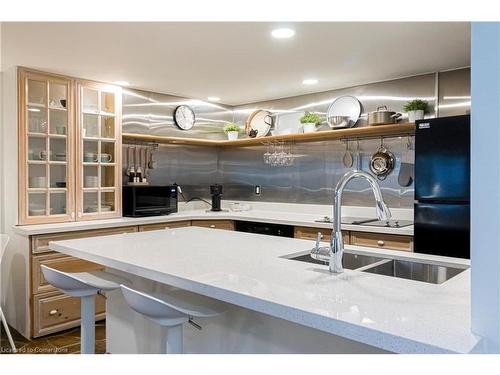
[398,135,414,187]
[125,146,131,176]
[370,138,395,180]
[136,146,143,182]
[128,147,136,183]
[355,140,362,170]
[342,140,353,168]
[143,147,149,180]
[148,147,157,169]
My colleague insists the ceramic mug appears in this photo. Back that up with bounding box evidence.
[100,153,113,163]
[84,152,98,163]
[55,126,66,135]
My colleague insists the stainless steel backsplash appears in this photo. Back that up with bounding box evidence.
[122,68,470,208]
[218,137,414,207]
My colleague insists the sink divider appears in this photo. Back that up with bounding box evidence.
[354,258,392,272]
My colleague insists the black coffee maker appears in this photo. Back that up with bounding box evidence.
[210,184,223,212]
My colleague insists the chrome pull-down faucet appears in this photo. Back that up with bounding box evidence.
[311,170,392,274]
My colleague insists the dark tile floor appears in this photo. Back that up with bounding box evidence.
[1,321,106,354]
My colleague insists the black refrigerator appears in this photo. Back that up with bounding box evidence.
[414,115,470,259]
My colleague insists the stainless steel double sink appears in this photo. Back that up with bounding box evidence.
[286,251,468,284]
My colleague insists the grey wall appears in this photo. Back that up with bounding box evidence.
[122,68,470,208]
[233,73,438,128]
[122,89,233,140]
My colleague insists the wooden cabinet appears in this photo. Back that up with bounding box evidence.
[191,220,235,231]
[350,231,413,252]
[32,253,104,295]
[31,226,138,254]
[18,69,75,225]
[294,226,413,252]
[30,226,137,337]
[294,226,349,244]
[76,80,122,220]
[33,290,105,338]
[138,221,191,232]
[18,68,122,225]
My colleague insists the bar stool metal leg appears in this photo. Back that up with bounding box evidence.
[80,294,96,354]
[0,307,17,353]
[165,324,183,354]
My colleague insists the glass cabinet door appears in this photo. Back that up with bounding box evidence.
[19,70,74,224]
[77,82,122,219]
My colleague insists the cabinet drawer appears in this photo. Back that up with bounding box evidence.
[294,226,349,244]
[32,253,104,295]
[350,231,413,252]
[191,220,234,231]
[138,221,191,232]
[32,291,105,338]
[31,226,138,254]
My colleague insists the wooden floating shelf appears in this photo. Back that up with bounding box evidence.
[122,123,416,147]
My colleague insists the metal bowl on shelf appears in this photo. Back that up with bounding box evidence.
[327,115,351,128]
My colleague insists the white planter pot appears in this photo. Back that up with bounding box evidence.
[303,123,317,133]
[227,131,239,140]
[408,110,425,122]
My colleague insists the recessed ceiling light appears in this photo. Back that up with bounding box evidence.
[113,81,130,86]
[303,78,318,85]
[271,28,295,39]
[207,96,221,102]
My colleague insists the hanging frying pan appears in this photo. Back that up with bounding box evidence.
[370,142,395,180]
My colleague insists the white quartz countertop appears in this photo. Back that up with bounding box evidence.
[14,202,414,236]
[49,226,479,354]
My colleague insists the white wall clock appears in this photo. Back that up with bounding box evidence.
[173,105,196,130]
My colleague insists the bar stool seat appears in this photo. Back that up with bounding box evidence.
[120,285,226,353]
[41,265,127,354]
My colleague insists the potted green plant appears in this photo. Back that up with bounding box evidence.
[223,123,241,140]
[300,112,321,133]
[403,99,428,122]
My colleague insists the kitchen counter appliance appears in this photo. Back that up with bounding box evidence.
[210,184,223,212]
[414,115,470,259]
[123,185,178,217]
[235,221,293,238]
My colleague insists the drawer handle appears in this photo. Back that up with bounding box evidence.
[49,309,59,316]
[377,240,385,246]
[209,225,216,228]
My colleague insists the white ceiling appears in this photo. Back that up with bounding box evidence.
[1,22,470,105]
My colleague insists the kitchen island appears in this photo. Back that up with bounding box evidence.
[49,226,480,354]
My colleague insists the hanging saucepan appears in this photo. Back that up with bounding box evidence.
[368,106,402,126]
[370,143,395,180]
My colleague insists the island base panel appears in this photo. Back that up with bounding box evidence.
[105,270,388,354]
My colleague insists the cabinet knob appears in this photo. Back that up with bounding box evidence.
[377,240,385,246]
[209,225,216,228]
[49,309,59,316]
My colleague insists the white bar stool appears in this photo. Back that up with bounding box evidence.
[1,234,16,353]
[41,265,126,354]
[120,285,226,354]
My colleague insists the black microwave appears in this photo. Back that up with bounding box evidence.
[123,185,178,217]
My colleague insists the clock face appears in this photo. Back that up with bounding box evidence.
[174,105,195,130]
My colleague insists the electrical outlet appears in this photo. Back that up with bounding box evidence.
[255,185,261,195]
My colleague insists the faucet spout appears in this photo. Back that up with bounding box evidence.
[311,170,391,274]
